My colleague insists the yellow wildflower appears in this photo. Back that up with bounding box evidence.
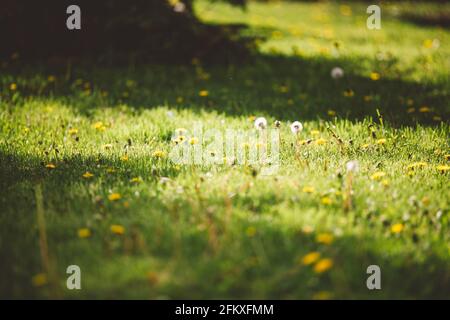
[93,121,106,131]
[314,258,333,273]
[321,196,332,205]
[327,110,336,116]
[391,223,404,234]
[444,154,450,161]
[10,83,17,91]
[302,186,315,193]
[315,138,327,145]
[312,291,333,300]
[310,130,320,136]
[130,177,142,184]
[189,137,199,145]
[152,150,167,158]
[108,193,121,201]
[376,138,386,145]
[121,155,129,162]
[301,252,321,265]
[316,233,334,245]
[110,224,125,235]
[436,165,450,173]
[407,162,427,171]
[82,172,94,179]
[78,228,91,238]
[103,144,113,150]
[370,171,386,180]
[199,90,209,97]
[419,106,431,113]
[68,128,78,135]
[32,273,47,287]
[370,72,380,81]
[45,163,56,169]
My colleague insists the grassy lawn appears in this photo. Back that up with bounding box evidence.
[1,1,449,299]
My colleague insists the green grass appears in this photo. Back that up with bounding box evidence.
[0,1,449,299]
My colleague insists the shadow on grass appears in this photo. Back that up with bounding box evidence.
[3,54,449,127]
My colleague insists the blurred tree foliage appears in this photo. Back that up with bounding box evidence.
[0,0,250,64]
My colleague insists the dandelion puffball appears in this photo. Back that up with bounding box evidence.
[346,160,360,173]
[290,121,303,134]
[254,117,267,130]
[331,67,344,79]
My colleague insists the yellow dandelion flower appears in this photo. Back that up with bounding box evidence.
[32,273,47,287]
[108,193,121,201]
[152,150,167,158]
[423,39,433,49]
[189,137,199,145]
[419,106,431,113]
[121,155,129,162]
[370,171,386,181]
[421,196,430,206]
[376,138,386,145]
[246,226,257,237]
[130,177,142,184]
[45,163,56,169]
[302,186,315,193]
[310,130,320,136]
[199,90,209,97]
[93,121,106,131]
[82,172,94,179]
[68,128,78,135]
[407,107,415,114]
[363,95,373,102]
[9,83,17,91]
[436,165,450,173]
[279,85,289,93]
[370,72,381,81]
[312,291,333,300]
[407,162,427,171]
[316,233,334,245]
[391,223,404,234]
[343,89,354,97]
[361,143,370,149]
[315,138,327,145]
[381,179,390,187]
[321,196,332,205]
[110,224,125,235]
[314,258,333,273]
[78,228,91,238]
[301,252,321,265]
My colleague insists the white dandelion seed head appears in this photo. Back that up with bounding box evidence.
[173,2,186,13]
[254,117,267,130]
[346,160,360,173]
[290,121,303,134]
[331,67,344,79]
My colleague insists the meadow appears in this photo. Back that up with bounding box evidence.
[0,1,449,299]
